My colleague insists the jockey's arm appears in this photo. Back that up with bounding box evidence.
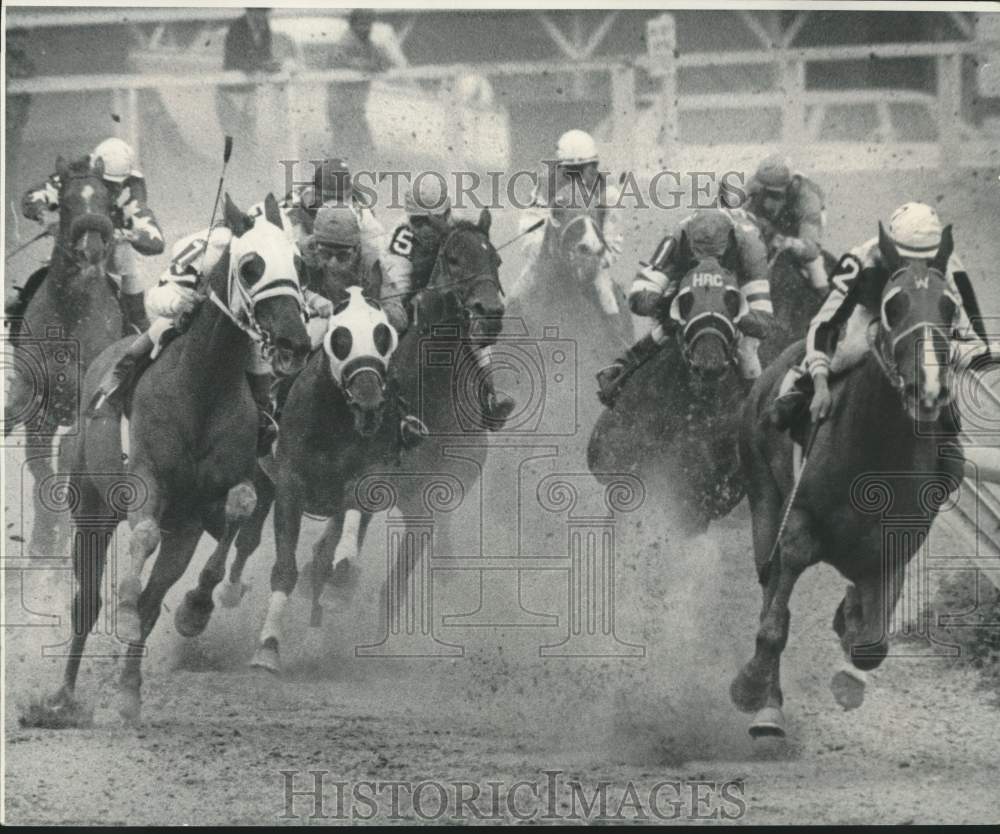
[735,224,775,338]
[21,174,60,226]
[627,232,678,318]
[947,252,990,347]
[803,252,869,378]
[302,288,334,318]
[356,205,387,275]
[380,227,414,334]
[145,227,229,319]
[120,179,165,255]
[779,187,825,264]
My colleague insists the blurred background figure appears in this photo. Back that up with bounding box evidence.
[5,27,35,173]
[326,8,408,171]
[216,7,281,142]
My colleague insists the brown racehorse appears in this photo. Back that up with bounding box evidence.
[732,224,963,738]
[37,194,310,724]
[5,156,117,557]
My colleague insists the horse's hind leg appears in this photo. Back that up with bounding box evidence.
[118,523,203,724]
[731,510,818,738]
[117,462,163,647]
[309,514,344,628]
[328,510,369,602]
[221,467,274,608]
[24,435,64,559]
[175,480,257,638]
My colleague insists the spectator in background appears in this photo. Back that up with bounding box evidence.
[326,8,408,170]
[216,7,282,142]
[5,28,35,170]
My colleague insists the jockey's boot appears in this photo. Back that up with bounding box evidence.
[479,377,516,431]
[89,330,155,416]
[248,372,278,457]
[595,333,660,408]
[4,285,26,318]
[120,290,150,336]
[770,372,814,431]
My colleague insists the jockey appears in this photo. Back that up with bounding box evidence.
[596,208,775,407]
[726,153,828,293]
[271,157,386,278]
[380,176,516,429]
[771,201,990,428]
[510,129,624,314]
[14,137,165,331]
[89,221,329,455]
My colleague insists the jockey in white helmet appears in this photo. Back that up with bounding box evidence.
[380,175,515,430]
[14,137,165,332]
[772,201,989,429]
[508,129,624,315]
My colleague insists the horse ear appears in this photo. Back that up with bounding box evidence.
[931,225,953,274]
[719,228,740,273]
[263,193,283,229]
[878,221,902,273]
[478,208,492,235]
[55,155,69,180]
[91,155,105,179]
[676,230,696,271]
[224,193,251,237]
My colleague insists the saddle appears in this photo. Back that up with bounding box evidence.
[120,327,180,418]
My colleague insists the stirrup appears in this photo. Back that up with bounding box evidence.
[399,414,429,449]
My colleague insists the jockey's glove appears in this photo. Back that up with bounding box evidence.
[147,283,200,318]
[737,316,770,340]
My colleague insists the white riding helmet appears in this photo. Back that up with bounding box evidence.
[888,202,942,259]
[91,137,136,183]
[556,129,598,166]
[404,175,451,217]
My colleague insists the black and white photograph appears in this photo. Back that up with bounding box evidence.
[3,0,999,825]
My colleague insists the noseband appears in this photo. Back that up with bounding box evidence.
[424,228,503,328]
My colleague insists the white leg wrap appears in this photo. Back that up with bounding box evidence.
[260,591,288,644]
[333,510,361,567]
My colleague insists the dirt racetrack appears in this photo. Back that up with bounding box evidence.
[4,90,1000,823]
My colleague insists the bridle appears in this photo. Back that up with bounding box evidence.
[57,170,115,271]
[669,274,748,373]
[420,225,503,329]
[547,211,605,281]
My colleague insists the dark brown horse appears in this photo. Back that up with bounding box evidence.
[200,286,402,673]
[763,247,839,360]
[587,249,769,536]
[35,194,310,724]
[5,156,117,557]
[732,225,962,738]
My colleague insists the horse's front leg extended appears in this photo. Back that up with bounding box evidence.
[251,488,302,674]
[731,510,817,738]
[117,462,163,646]
[221,468,275,608]
[174,480,257,637]
[25,441,65,559]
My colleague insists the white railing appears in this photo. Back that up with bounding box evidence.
[7,37,1000,173]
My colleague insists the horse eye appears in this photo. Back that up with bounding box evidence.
[240,253,265,286]
[330,326,353,361]
[884,292,910,329]
[678,292,694,322]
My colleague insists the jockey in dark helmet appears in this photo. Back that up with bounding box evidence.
[10,137,165,332]
[772,201,991,430]
[596,208,775,407]
[380,176,515,430]
[509,128,623,315]
[723,153,829,294]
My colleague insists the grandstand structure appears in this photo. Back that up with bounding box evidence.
[5,7,1000,173]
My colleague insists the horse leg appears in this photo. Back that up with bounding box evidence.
[328,510,368,601]
[309,514,344,627]
[221,467,274,608]
[25,440,63,559]
[118,523,203,724]
[731,511,818,738]
[174,480,257,637]
[830,570,902,710]
[116,464,163,647]
[250,490,302,674]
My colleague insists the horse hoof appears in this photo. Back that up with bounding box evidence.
[117,602,142,646]
[830,666,867,710]
[174,591,214,638]
[217,581,250,609]
[749,706,787,739]
[729,670,768,714]
[117,688,142,725]
[249,640,281,675]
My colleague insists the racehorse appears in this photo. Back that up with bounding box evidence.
[763,246,839,358]
[731,225,962,738]
[509,200,632,382]
[587,243,763,536]
[195,287,403,674]
[39,193,310,723]
[5,155,118,557]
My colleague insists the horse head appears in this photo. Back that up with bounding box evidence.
[220,192,311,376]
[546,195,605,285]
[668,235,747,379]
[874,222,959,423]
[324,286,398,437]
[54,155,115,281]
[414,209,505,345]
